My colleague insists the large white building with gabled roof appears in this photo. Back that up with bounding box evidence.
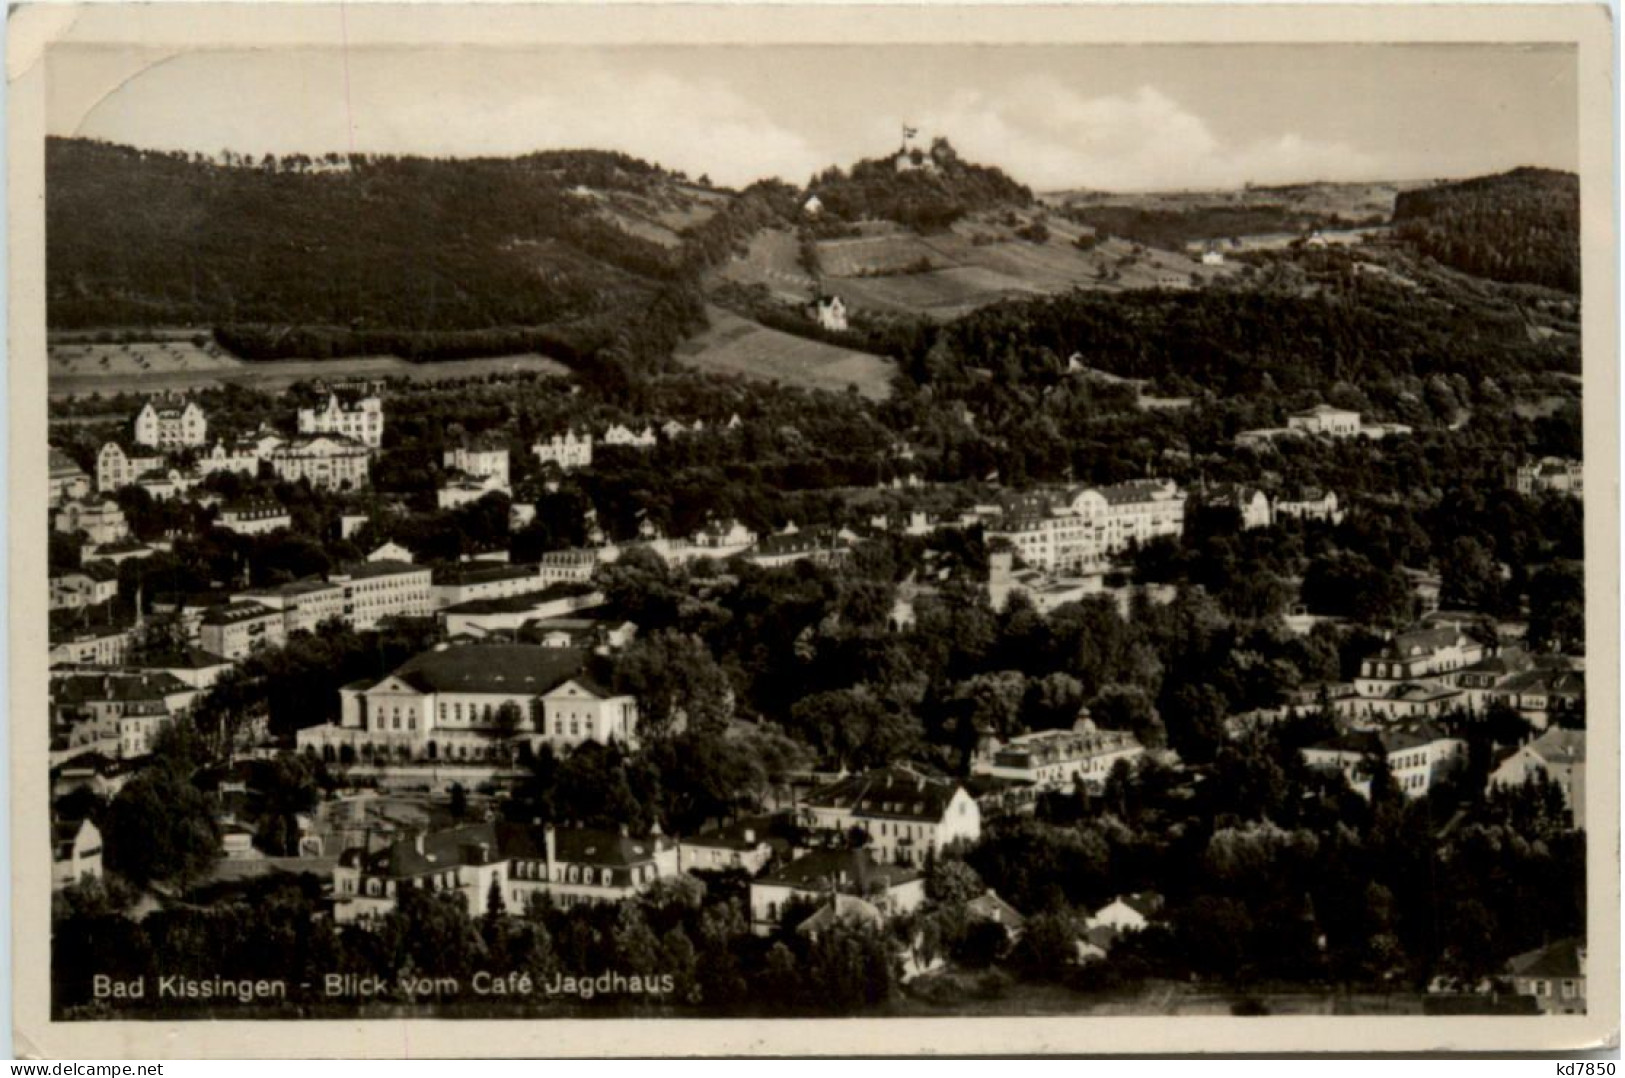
[297,644,638,762]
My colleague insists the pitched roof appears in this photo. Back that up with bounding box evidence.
[378,644,605,698]
[200,601,279,626]
[965,889,1026,929]
[1506,938,1584,979]
[432,563,540,587]
[803,766,963,821]
[1308,722,1457,757]
[758,847,922,891]
[51,671,189,706]
[135,647,233,671]
[797,894,883,934]
[1530,728,1586,765]
[350,822,668,878]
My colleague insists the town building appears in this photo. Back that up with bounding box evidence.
[1355,628,1489,698]
[1202,483,1272,530]
[984,480,1186,575]
[235,580,347,636]
[740,527,853,569]
[437,471,509,510]
[1287,404,1362,438]
[197,435,276,478]
[49,449,91,505]
[328,561,434,630]
[49,563,121,611]
[1515,457,1583,498]
[812,295,848,332]
[1272,488,1343,524]
[1504,939,1586,1015]
[54,499,130,546]
[52,817,103,890]
[297,645,639,762]
[1490,728,1585,828]
[532,431,593,472]
[602,424,658,449]
[267,435,371,490]
[749,847,926,935]
[134,647,236,691]
[1301,723,1468,799]
[444,442,511,488]
[298,393,384,448]
[217,501,292,536]
[439,585,605,638]
[1487,669,1585,728]
[431,563,556,610]
[134,398,208,449]
[986,550,1104,614]
[49,610,137,666]
[367,542,415,564]
[677,816,776,876]
[95,442,164,493]
[199,601,287,660]
[537,547,614,585]
[798,765,981,866]
[332,821,678,924]
[1087,893,1164,935]
[80,540,156,567]
[973,726,1145,793]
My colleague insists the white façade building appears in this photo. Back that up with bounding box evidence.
[1355,627,1488,697]
[298,394,384,448]
[1301,723,1467,799]
[1287,404,1362,438]
[54,499,130,546]
[95,442,164,493]
[328,561,434,630]
[973,726,1145,793]
[267,435,371,490]
[798,765,981,867]
[216,500,292,536]
[333,821,679,924]
[134,399,208,449]
[444,443,511,488]
[984,480,1186,575]
[297,644,638,763]
[532,431,593,472]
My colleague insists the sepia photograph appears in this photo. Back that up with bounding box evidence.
[9,2,1617,1058]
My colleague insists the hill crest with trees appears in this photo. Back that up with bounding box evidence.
[1393,167,1579,292]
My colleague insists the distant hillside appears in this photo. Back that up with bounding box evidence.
[1393,168,1579,292]
[46,138,711,363]
[805,138,1033,231]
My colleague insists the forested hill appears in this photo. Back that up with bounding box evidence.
[805,138,1033,231]
[1393,167,1579,292]
[45,137,712,362]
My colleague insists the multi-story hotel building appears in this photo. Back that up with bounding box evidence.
[134,399,208,449]
[328,561,434,630]
[985,479,1186,574]
[267,436,371,490]
[199,601,287,660]
[298,394,384,448]
[531,431,593,472]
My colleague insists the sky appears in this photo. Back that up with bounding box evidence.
[47,43,1577,192]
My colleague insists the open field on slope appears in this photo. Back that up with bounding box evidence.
[49,347,569,399]
[810,218,1239,318]
[716,228,817,302]
[674,306,895,400]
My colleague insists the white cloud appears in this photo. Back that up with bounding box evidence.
[915,79,1380,191]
